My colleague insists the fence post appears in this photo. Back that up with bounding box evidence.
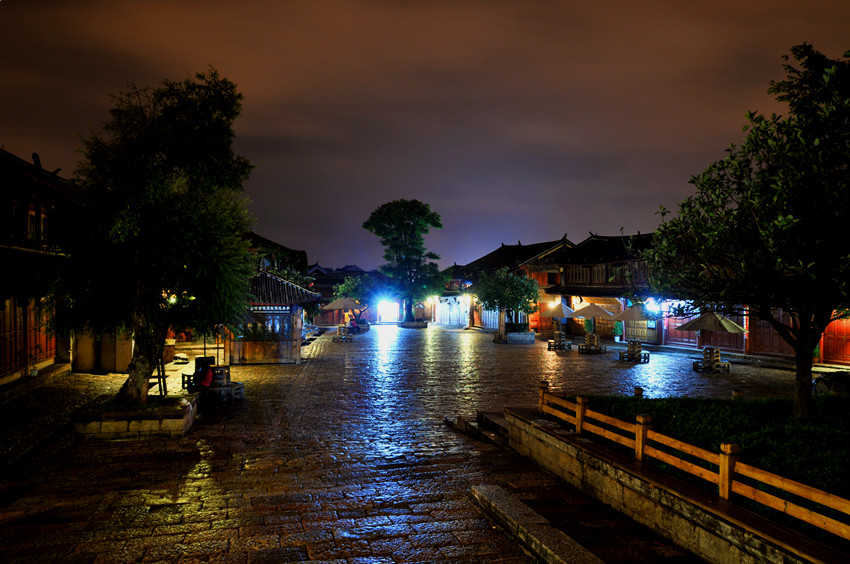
[575,395,588,435]
[538,380,549,413]
[719,443,740,500]
[635,414,652,461]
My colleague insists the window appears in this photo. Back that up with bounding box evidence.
[27,211,36,240]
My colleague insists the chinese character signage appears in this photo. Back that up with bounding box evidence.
[250,305,293,314]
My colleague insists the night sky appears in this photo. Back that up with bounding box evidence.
[3,1,849,270]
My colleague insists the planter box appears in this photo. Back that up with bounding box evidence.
[504,331,536,344]
[398,321,428,329]
[74,396,198,440]
[231,340,298,364]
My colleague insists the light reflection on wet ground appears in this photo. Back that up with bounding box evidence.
[0,324,795,562]
[332,324,794,415]
[277,324,796,483]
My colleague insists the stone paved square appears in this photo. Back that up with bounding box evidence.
[0,326,797,562]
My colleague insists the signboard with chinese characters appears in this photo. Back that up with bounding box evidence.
[250,305,292,314]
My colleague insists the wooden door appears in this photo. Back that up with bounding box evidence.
[747,314,794,359]
[664,316,698,347]
[823,318,850,365]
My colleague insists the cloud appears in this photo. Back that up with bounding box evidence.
[2,0,849,268]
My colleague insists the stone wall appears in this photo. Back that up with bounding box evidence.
[74,397,197,440]
[504,407,840,564]
[231,340,300,364]
[505,332,535,344]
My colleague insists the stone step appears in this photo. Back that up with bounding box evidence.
[477,410,510,437]
[446,414,510,449]
[471,484,603,564]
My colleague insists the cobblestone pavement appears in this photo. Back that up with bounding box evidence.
[0,326,799,563]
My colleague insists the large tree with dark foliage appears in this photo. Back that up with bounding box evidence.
[644,44,850,420]
[363,199,444,322]
[56,68,254,403]
[474,267,538,342]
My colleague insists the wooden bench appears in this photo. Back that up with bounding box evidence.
[693,347,731,373]
[547,331,571,351]
[332,325,353,342]
[578,333,606,354]
[618,340,650,363]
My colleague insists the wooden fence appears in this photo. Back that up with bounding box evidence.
[538,381,850,541]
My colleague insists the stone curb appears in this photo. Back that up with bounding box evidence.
[471,484,604,564]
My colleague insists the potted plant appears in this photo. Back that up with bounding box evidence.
[613,321,624,342]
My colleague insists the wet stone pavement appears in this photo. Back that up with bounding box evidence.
[0,326,798,563]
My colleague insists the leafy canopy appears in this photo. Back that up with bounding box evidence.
[363,199,445,321]
[57,67,254,401]
[333,275,384,317]
[643,44,850,419]
[474,267,539,323]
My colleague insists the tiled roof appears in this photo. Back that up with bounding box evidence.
[463,235,572,273]
[545,233,654,265]
[249,270,321,306]
[337,264,365,273]
[246,231,302,255]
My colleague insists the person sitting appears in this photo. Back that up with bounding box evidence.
[187,363,214,393]
[348,318,360,334]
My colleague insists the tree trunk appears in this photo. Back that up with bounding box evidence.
[792,347,813,420]
[123,350,153,404]
[758,307,827,421]
[495,309,506,343]
[118,323,164,404]
[403,298,415,322]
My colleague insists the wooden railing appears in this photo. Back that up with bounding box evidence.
[538,381,850,541]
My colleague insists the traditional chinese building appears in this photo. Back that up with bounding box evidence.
[230,270,321,365]
[0,150,71,385]
[247,230,308,273]
[461,235,572,333]
[544,233,654,340]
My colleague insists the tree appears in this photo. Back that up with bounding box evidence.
[55,68,254,403]
[333,275,383,319]
[643,44,850,420]
[363,199,445,321]
[475,267,538,341]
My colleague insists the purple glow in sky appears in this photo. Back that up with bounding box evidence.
[2,1,849,269]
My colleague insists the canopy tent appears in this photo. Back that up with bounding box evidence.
[614,305,653,322]
[321,297,362,311]
[567,302,615,319]
[546,302,576,318]
[676,312,746,333]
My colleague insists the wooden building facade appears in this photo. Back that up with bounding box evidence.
[1,150,70,385]
[461,235,573,333]
[544,232,850,365]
